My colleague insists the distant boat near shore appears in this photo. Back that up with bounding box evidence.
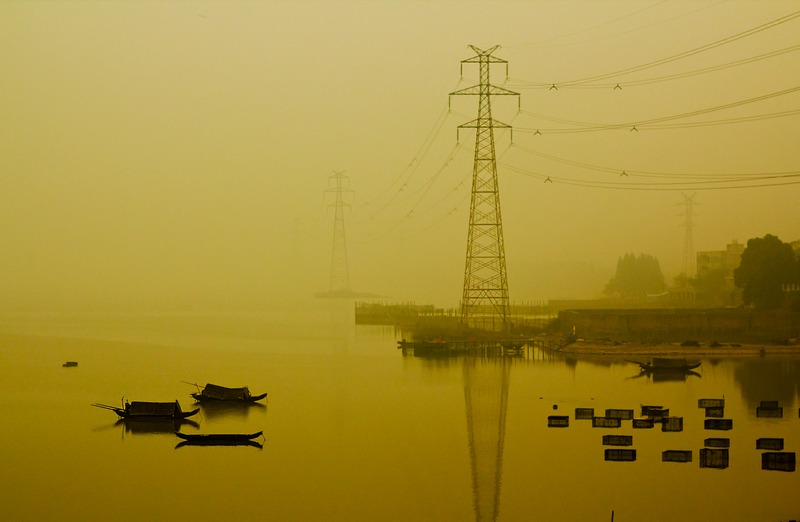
[629,358,701,374]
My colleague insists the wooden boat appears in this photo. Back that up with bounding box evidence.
[188,383,267,403]
[632,358,701,373]
[92,400,199,420]
[175,431,263,444]
[62,361,78,367]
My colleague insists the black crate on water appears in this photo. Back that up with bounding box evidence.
[705,418,733,430]
[593,417,622,428]
[662,417,683,432]
[662,450,692,463]
[756,438,784,451]
[605,449,636,462]
[700,448,729,469]
[761,452,795,472]
[704,438,730,448]
[603,435,633,446]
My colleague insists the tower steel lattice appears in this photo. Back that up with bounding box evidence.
[449,45,519,332]
[326,171,352,294]
[680,192,697,277]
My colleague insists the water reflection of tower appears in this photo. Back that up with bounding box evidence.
[463,357,510,522]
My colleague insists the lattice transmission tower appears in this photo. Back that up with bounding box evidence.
[680,193,697,277]
[449,45,519,332]
[326,171,352,295]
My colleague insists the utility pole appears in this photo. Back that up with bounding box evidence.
[450,45,519,332]
[680,193,697,277]
[326,171,352,294]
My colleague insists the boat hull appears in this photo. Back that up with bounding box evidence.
[191,392,268,403]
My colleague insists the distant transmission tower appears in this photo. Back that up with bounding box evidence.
[680,193,697,277]
[326,171,352,294]
[450,45,519,332]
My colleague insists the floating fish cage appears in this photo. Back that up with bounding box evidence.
[632,418,655,429]
[662,450,692,463]
[704,407,724,418]
[602,435,633,446]
[756,406,783,418]
[605,449,636,462]
[761,452,795,472]
[661,417,683,432]
[756,438,784,451]
[547,415,569,428]
[640,405,664,417]
[605,409,634,420]
[705,418,733,431]
[704,438,730,448]
[592,417,622,428]
[575,408,594,420]
[698,398,725,409]
[700,448,729,469]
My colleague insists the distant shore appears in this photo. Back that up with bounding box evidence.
[555,339,800,357]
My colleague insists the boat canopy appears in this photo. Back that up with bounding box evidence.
[202,384,252,400]
[127,401,182,416]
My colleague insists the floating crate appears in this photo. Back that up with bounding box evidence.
[603,435,633,446]
[705,418,733,431]
[756,406,783,418]
[662,450,692,463]
[705,407,724,418]
[632,418,655,429]
[575,408,594,420]
[698,398,725,409]
[761,452,795,472]
[606,409,634,420]
[548,415,569,428]
[759,400,779,409]
[662,417,684,432]
[593,417,622,428]
[704,438,730,448]
[756,438,784,451]
[605,449,636,462]
[641,405,663,416]
[700,448,729,469]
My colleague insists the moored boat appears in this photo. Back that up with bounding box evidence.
[633,358,701,373]
[175,431,263,443]
[92,400,199,420]
[175,431,264,447]
[187,383,267,403]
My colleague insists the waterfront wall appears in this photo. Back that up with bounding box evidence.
[559,309,800,343]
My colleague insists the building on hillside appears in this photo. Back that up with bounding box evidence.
[695,240,745,307]
[696,240,744,275]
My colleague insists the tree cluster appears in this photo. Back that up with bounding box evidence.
[604,253,666,298]
[734,234,800,310]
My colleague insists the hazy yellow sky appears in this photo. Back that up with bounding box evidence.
[1,0,798,312]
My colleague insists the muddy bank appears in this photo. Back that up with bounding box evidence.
[556,338,800,357]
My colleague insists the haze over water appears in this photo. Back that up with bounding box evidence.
[1,302,798,521]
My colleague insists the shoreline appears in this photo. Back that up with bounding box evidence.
[555,338,800,357]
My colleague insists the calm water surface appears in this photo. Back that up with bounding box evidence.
[1,300,798,521]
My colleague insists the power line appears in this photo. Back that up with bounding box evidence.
[554,9,800,87]
[506,43,800,90]
[513,85,800,134]
[508,142,800,180]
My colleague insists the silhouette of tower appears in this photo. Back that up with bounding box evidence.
[680,193,697,277]
[450,45,519,332]
[463,357,510,522]
[326,171,352,294]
